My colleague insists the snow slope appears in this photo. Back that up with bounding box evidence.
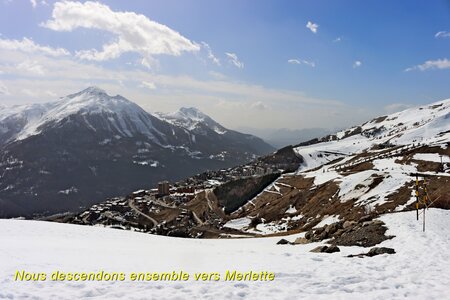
[294,99,450,172]
[1,209,449,299]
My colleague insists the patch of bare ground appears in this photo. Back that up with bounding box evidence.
[340,161,375,175]
[401,145,450,160]
[425,176,450,209]
[395,145,449,172]
[184,190,226,222]
[377,174,450,213]
[373,115,388,123]
[149,208,179,224]
[234,173,375,234]
[377,182,414,213]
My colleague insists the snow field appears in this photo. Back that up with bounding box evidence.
[1,209,449,299]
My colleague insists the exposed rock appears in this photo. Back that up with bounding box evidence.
[310,245,340,253]
[167,229,190,238]
[358,215,374,223]
[315,231,329,241]
[334,229,345,237]
[324,245,340,253]
[305,230,313,240]
[314,226,325,235]
[325,222,342,235]
[367,247,396,256]
[277,238,291,245]
[310,246,329,253]
[348,247,395,258]
[372,220,384,226]
[343,220,356,229]
[329,220,394,247]
[293,237,309,245]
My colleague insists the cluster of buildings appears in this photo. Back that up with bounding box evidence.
[70,155,287,235]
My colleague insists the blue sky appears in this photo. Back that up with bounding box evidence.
[0,0,449,130]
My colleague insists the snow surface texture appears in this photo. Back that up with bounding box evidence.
[1,209,449,299]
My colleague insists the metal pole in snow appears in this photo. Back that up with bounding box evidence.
[423,207,425,232]
[415,175,419,221]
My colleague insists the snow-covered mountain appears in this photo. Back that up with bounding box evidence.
[293,98,450,172]
[0,102,52,146]
[65,98,450,240]
[155,107,274,158]
[0,87,179,146]
[156,107,227,134]
[225,99,450,236]
[15,87,169,143]
[0,87,274,217]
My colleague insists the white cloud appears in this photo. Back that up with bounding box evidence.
[250,101,268,110]
[0,81,10,95]
[0,37,70,56]
[0,47,367,129]
[225,52,244,69]
[140,81,157,90]
[288,59,301,64]
[201,42,220,66]
[140,57,159,70]
[17,60,46,75]
[405,58,450,72]
[353,60,362,68]
[208,71,227,80]
[435,31,450,38]
[306,21,318,34]
[333,37,342,42]
[30,0,37,8]
[288,59,315,67]
[41,1,200,65]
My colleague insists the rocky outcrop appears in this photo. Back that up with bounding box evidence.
[277,238,291,245]
[304,216,394,247]
[310,245,340,253]
[348,247,396,258]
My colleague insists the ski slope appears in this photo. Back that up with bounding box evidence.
[1,209,449,299]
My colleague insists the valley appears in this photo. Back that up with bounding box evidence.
[51,98,450,243]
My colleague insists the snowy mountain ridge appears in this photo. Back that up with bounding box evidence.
[221,98,450,237]
[1,87,167,144]
[156,107,228,135]
[0,87,275,218]
[64,96,449,242]
[293,98,450,172]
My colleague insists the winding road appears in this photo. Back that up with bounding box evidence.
[128,199,158,227]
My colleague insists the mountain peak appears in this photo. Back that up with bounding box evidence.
[81,86,108,95]
[178,107,207,120]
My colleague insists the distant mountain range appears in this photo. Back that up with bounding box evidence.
[64,98,450,239]
[235,127,335,148]
[0,87,274,217]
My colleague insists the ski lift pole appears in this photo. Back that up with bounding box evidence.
[423,207,425,232]
[415,175,420,221]
[422,178,428,232]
